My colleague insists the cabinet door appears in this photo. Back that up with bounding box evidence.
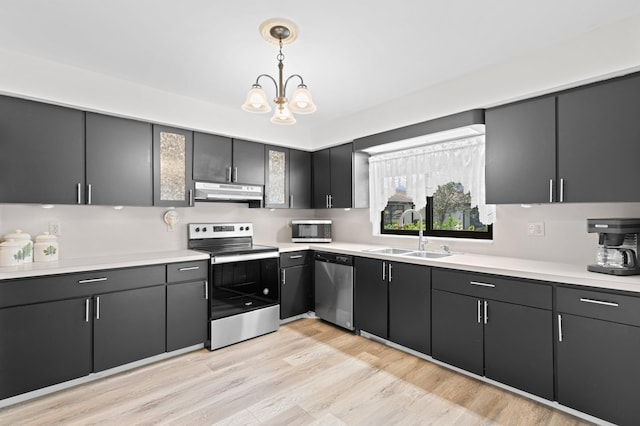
[484,301,553,399]
[193,132,232,183]
[265,145,290,208]
[312,148,331,208]
[388,263,430,354]
[557,313,640,425]
[485,96,556,204]
[232,139,264,185]
[0,298,92,399]
[354,257,388,338]
[280,264,312,319]
[289,149,311,209]
[166,281,208,351]
[558,74,640,202]
[0,96,85,204]
[431,289,483,375]
[329,143,353,208]
[86,113,153,206]
[93,285,166,372]
[153,125,194,207]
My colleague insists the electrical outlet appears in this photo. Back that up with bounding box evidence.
[49,222,61,236]
[527,222,545,237]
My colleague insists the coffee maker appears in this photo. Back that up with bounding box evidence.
[587,218,640,276]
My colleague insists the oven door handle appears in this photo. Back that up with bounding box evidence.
[211,251,280,264]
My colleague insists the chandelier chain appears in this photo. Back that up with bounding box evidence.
[277,38,285,63]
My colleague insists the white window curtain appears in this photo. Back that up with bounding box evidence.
[368,135,496,234]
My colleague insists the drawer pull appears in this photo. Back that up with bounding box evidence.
[179,266,200,271]
[470,281,495,288]
[579,298,619,307]
[289,255,303,259]
[78,277,108,284]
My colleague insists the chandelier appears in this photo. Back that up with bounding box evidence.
[241,19,316,125]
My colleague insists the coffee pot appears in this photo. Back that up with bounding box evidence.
[588,218,640,276]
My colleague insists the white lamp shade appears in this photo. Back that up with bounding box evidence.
[288,85,317,114]
[270,102,296,125]
[241,86,271,113]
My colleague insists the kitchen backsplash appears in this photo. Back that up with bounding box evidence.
[3,202,640,265]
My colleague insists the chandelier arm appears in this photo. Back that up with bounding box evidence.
[283,74,305,95]
[254,74,278,93]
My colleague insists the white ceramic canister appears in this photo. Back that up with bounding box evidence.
[34,232,59,262]
[3,229,33,263]
[0,239,24,266]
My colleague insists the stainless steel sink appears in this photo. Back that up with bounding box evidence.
[363,247,415,255]
[400,251,452,259]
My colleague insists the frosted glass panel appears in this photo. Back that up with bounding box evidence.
[160,131,186,201]
[267,149,286,205]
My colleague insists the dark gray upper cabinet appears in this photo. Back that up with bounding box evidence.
[0,96,85,204]
[485,96,556,204]
[86,113,153,206]
[153,125,194,207]
[264,145,290,209]
[193,132,232,183]
[313,143,353,208]
[557,73,640,202]
[290,149,312,209]
[232,139,265,185]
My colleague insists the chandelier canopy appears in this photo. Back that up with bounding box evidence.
[241,19,316,125]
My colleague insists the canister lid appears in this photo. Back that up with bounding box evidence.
[0,239,22,247]
[4,229,31,241]
[35,232,58,242]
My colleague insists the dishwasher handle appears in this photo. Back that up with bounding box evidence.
[314,252,353,266]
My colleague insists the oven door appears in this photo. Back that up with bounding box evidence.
[209,253,279,321]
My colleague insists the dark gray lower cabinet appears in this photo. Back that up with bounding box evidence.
[280,251,312,319]
[431,269,553,400]
[166,281,208,352]
[557,287,640,425]
[0,298,92,399]
[354,257,388,339]
[93,285,166,372]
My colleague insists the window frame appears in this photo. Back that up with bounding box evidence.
[380,196,493,240]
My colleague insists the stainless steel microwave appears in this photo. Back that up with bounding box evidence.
[291,219,332,243]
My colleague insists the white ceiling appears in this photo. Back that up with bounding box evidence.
[2,0,640,146]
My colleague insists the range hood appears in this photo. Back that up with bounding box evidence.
[194,182,263,207]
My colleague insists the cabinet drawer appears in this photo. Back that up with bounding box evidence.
[0,265,166,308]
[167,261,208,283]
[557,286,640,327]
[280,251,311,268]
[432,269,552,310]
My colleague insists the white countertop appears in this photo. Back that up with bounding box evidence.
[272,241,640,294]
[0,250,210,280]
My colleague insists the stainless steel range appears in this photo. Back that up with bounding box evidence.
[187,223,280,350]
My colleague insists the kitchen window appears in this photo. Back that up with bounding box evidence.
[369,135,495,240]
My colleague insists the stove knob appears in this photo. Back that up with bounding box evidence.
[195,227,200,232]
[239,226,244,231]
[202,227,207,232]
[245,226,250,231]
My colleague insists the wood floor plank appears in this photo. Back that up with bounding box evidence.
[0,318,593,425]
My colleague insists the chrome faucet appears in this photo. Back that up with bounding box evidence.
[399,209,426,251]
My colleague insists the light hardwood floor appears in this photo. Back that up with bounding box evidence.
[0,318,592,425]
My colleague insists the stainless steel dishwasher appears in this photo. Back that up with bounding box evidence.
[314,252,354,330]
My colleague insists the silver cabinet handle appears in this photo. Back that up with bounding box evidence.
[87,183,92,205]
[558,314,563,342]
[233,167,238,182]
[204,280,209,300]
[179,266,200,271]
[470,281,496,288]
[226,166,232,183]
[560,178,565,202]
[85,299,90,323]
[388,263,393,283]
[549,179,553,203]
[328,194,333,208]
[282,269,286,285]
[325,194,329,209]
[484,300,489,324]
[96,297,100,320]
[477,300,482,323]
[289,255,303,259]
[78,277,108,284]
[77,183,82,204]
[580,297,619,307]
[189,189,194,206]
[290,195,294,208]
[382,261,386,281]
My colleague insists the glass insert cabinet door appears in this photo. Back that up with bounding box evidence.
[153,125,194,207]
[264,146,290,208]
